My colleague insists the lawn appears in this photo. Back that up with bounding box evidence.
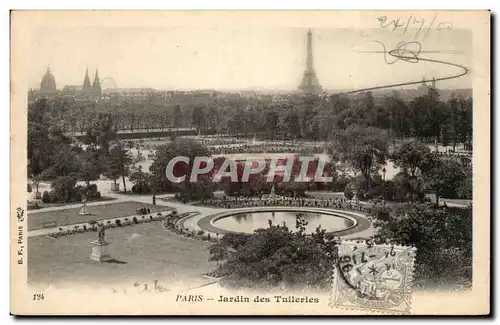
[28,196,117,210]
[27,201,170,231]
[425,194,472,207]
[28,221,217,289]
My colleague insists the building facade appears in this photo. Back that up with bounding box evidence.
[61,67,102,100]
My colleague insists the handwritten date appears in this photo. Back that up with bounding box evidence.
[377,14,453,41]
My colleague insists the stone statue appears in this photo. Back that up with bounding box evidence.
[270,185,276,199]
[90,223,111,262]
[78,192,90,215]
[97,224,106,243]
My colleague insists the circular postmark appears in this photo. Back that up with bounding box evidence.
[336,242,414,310]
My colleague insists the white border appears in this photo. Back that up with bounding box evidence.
[3,2,497,324]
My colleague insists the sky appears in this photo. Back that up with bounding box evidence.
[25,19,473,91]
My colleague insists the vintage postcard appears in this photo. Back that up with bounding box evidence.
[10,10,490,315]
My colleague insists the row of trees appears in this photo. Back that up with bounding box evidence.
[29,99,472,206]
[28,99,133,202]
[40,87,472,148]
[327,124,471,204]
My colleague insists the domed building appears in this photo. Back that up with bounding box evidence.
[40,67,57,96]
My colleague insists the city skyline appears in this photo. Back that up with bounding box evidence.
[27,26,472,92]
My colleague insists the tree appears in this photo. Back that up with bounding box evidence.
[407,89,445,141]
[391,140,434,201]
[51,175,78,203]
[150,138,211,199]
[386,93,411,140]
[447,95,459,152]
[392,140,433,178]
[422,155,467,206]
[329,125,388,190]
[129,167,161,195]
[388,172,425,202]
[104,143,132,193]
[282,109,301,140]
[261,107,280,140]
[39,145,82,181]
[192,104,206,134]
[78,146,102,187]
[456,157,472,199]
[28,98,75,178]
[456,97,473,148]
[172,104,182,130]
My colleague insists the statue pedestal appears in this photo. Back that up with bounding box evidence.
[79,205,90,215]
[89,240,111,262]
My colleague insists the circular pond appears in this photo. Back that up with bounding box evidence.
[212,210,355,234]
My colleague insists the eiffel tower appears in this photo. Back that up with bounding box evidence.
[298,29,322,95]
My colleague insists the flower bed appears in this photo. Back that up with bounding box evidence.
[161,211,222,243]
[46,210,173,238]
[198,197,376,215]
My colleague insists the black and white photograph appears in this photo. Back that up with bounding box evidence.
[10,10,490,315]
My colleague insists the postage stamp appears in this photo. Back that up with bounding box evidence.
[331,240,417,315]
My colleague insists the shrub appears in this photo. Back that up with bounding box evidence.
[329,175,350,192]
[373,203,472,288]
[49,191,60,203]
[95,191,102,198]
[41,191,50,203]
[208,215,337,291]
[372,205,392,221]
[198,230,205,236]
[343,185,354,200]
[132,217,138,224]
[72,185,85,202]
[132,182,152,194]
[115,219,121,226]
[88,184,98,197]
[50,175,77,202]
